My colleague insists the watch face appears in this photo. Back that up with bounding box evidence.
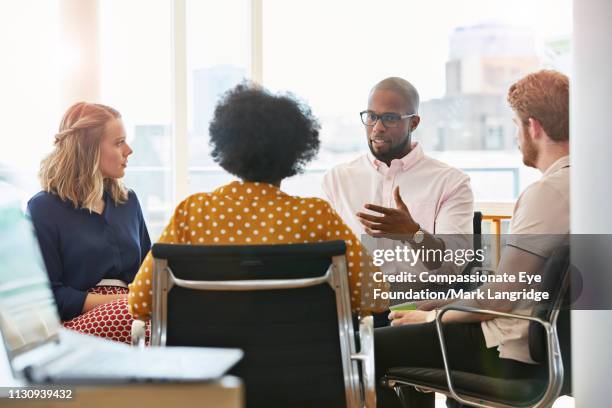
[413,230,425,244]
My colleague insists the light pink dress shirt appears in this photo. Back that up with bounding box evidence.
[322,142,474,277]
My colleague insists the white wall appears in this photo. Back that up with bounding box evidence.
[58,0,100,106]
[571,0,612,406]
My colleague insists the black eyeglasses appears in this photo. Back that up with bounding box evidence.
[360,111,416,128]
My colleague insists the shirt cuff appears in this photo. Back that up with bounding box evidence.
[53,286,88,321]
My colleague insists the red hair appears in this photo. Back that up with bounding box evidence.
[507,70,569,141]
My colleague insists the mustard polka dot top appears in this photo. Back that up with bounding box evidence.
[128,180,388,320]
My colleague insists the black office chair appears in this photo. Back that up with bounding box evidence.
[145,241,375,408]
[473,211,482,240]
[381,245,572,408]
[453,211,483,292]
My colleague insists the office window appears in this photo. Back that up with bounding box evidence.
[186,0,251,194]
[262,0,572,201]
[3,0,573,229]
[485,123,505,150]
[0,0,61,201]
[99,0,173,239]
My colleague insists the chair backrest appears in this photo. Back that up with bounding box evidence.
[456,212,483,292]
[528,245,572,393]
[471,211,483,270]
[473,211,482,236]
[150,241,361,408]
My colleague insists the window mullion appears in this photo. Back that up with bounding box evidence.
[172,0,189,204]
[250,0,263,84]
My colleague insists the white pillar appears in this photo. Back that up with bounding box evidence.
[250,0,263,84]
[172,0,189,203]
[571,0,612,406]
[58,0,100,107]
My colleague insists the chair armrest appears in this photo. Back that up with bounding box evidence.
[351,315,376,408]
[131,319,146,349]
[434,305,564,408]
[469,266,496,276]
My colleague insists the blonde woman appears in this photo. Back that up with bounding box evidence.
[27,102,151,344]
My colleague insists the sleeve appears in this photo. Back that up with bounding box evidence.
[320,202,389,314]
[507,183,569,257]
[27,199,87,321]
[434,174,474,235]
[133,192,151,262]
[140,220,151,264]
[128,198,188,320]
[426,174,475,277]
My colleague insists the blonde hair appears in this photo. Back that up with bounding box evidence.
[39,102,128,211]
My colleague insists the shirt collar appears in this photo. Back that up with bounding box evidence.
[366,142,424,172]
[543,155,570,178]
[213,180,289,199]
[55,190,111,212]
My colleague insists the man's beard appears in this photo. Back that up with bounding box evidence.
[369,131,411,164]
[521,129,539,168]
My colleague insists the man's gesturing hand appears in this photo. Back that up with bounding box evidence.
[356,186,420,240]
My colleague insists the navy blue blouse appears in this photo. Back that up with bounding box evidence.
[27,190,151,321]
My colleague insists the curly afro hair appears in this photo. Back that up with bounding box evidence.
[208,82,321,183]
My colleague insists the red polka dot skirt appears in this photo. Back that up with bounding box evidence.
[63,286,150,345]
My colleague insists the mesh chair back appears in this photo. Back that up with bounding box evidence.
[473,211,483,236]
[528,245,572,394]
[151,241,360,408]
[456,211,483,291]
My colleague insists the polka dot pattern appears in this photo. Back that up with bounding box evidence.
[64,286,150,345]
[128,181,388,320]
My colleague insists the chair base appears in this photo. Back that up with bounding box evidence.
[382,367,549,407]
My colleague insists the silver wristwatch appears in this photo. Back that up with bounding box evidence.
[412,225,425,244]
[401,224,425,245]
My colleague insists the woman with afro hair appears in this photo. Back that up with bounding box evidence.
[128,83,388,321]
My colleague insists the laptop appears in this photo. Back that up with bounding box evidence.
[0,184,242,385]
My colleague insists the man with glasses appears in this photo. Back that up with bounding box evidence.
[322,77,474,325]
